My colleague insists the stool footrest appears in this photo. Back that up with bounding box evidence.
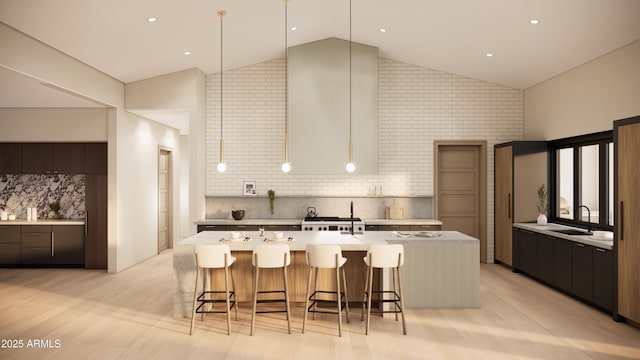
[195,290,237,314]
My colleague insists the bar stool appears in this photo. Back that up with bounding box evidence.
[302,244,350,337]
[190,244,238,335]
[250,243,292,336]
[361,243,406,335]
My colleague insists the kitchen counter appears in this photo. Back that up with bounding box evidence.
[173,230,479,316]
[0,219,86,226]
[364,218,442,226]
[513,222,613,250]
[195,218,301,225]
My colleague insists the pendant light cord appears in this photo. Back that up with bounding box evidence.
[219,11,224,140]
[349,0,352,136]
[285,0,288,138]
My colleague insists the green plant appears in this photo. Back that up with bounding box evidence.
[267,189,275,215]
[537,184,547,215]
[49,200,61,214]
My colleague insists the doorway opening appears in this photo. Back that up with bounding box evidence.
[158,147,173,253]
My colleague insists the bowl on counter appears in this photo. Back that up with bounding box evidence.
[231,210,245,220]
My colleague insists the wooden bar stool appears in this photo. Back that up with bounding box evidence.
[250,243,292,336]
[361,243,406,335]
[302,244,350,337]
[190,244,238,335]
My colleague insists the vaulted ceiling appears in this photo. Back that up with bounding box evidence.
[1,0,640,109]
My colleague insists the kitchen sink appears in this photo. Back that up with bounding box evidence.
[550,229,592,236]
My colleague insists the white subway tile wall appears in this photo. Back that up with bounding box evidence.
[205,57,523,261]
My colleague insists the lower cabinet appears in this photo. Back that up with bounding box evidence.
[52,225,85,265]
[572,242,593,302]
[513,227,613,313]
[0,225,21,265]
[21,225,52,265]
[553,238,573,293]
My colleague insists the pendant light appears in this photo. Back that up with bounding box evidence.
[281,0,292,173]
[216,10,227,173]
[345,0,356,173]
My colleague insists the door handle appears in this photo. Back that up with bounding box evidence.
[620,201,624,241]
[51,232,55,257]
[508,193,511,219]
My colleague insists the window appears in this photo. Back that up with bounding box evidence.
[550,131,613,231]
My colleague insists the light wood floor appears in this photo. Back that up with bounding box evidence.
[1,250,639,360]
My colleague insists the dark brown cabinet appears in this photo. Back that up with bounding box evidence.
[593,247,613,312]
[553,238,573,293]
[519,229,538,278]
[0,143,22,173]
[52,225,84,265]
[0,225,21,265]
[513,226,613,313]
[21,225,52,265]
[537,234,554,285]
[85,143,107,175]
[197,225,228,232]
[21,143,85,174]
[572,242,593,302]
[85,174,107,269]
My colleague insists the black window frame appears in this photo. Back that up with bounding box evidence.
[549,130,613,232]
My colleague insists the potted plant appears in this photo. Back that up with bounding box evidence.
[268,189,275,215]
[49,200,62,219]
[536,184,547,225]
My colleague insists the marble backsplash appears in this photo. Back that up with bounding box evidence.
[205,196,434,220]
[0,174,86,220]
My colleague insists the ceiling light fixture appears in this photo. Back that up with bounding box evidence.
[290,26,297,31]
[379,28,387,33]
[529,19,540,25]
[485,52,494,57]
[147,17,158,23]
[281,0,292,173]
[346,0,356,173]
[216,10,228,173]
[184,51,191,55]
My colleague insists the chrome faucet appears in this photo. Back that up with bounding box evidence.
[577,205,592,234]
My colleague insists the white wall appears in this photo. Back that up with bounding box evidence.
[116,112,180,270]
[524,39,640,140]
[204,56,524,262]
[0,108,108,141]
[1,23,185,273]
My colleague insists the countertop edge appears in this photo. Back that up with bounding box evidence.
[195,218,443,226]
[513,222,613,250]
[0,219,86,225]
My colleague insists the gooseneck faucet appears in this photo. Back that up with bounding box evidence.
[350,201,354,235]
[577,205,592,233]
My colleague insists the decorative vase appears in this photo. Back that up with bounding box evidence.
[537,214,547,225]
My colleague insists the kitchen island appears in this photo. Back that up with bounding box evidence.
[173,230,479,317]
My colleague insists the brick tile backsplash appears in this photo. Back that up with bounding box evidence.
[205,56,524,261]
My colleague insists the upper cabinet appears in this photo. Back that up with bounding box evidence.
[0,143,22,173]
[20,143,85,174]
[84,143,107,174]
[288,38,378,174]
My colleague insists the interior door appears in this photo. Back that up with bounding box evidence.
[158,149,172,253]
[435,142,487,262]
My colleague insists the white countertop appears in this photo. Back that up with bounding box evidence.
[364,219,442,226]
[0,219,85,226]
[178,230,477,251]
[195,218,442,226]
[514,222,613,250]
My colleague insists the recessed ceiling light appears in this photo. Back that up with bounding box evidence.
[184,51,191,55]
[147,17,158,23]
[530,19,540,25]
[290,26,297,31]
[485,53,494,57]
[379,28,387,33]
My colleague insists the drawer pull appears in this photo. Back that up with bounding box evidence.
[575,243,585,247]
[620,201,624,241]
[52,232,55,257]
[595,248,606,253]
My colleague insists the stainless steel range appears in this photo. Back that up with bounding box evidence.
[301,216,365,233]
